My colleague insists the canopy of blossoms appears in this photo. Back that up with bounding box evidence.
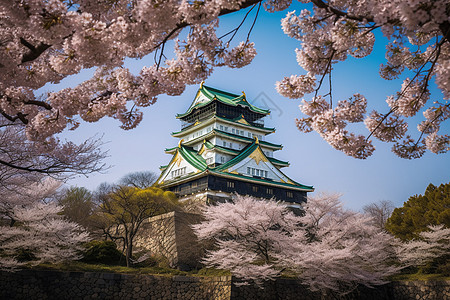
[1,0,448,159]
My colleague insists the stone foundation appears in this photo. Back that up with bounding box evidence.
[134,210,205,269]
[0,270,231,300]
[1,270,448,300]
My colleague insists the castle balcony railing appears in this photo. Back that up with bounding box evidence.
[172,182,209,196]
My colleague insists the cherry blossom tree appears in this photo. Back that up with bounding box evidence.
[396,225,450,274]
[277,193,400,296]
[193,194,400,294]
[277,0,450,159]
[0,116,108,194]
[0,179,90,270]
[192,195,298,285]
[1,1,448,159]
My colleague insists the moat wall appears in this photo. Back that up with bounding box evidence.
[1,270,449,300]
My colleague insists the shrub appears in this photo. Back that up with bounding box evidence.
[81,240,125,265]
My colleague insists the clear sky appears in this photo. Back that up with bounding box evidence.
[54,4,449,211]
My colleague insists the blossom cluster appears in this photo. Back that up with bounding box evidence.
[0,179,90,270]
[0,0,258,140]
[297,95,375,159]
[0,0,449,159]
[279,0,450,159]
[193,194,400,295]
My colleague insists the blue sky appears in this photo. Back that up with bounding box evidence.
[56,4,449,210]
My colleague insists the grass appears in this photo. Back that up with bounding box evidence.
[27,262,230,277]
[28,262,450,281]
[390,273,450,281]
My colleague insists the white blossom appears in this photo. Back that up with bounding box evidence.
[275,74,316,99]
[0,0,448,160]
[193,193,400,295]
[0,180,90,270]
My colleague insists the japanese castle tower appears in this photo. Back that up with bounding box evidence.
[155,83,313,208]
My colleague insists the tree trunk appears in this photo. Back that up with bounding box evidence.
[126,237,133,267]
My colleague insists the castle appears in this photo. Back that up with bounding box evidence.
[139,84,314,268]
[155,83,313,209]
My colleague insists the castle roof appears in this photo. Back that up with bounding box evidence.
[176,84,270,119]
[156,140,313,192]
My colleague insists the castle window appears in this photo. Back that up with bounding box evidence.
[240,130,244,136]
[223,141,227,147]
[220,125,224,130]
[171,167,186,178]
[287,191,294,198]
[227,181,235,188]
[232,128,235,134]
[220,156,225,163]
[192,181,198,188]
[267,188,273,195]
[224,126,228,132]
[206,157,213,165]
[229,142,233,149]
[248,132,251,138]
[247,167,267,178]
[252,186,258,192]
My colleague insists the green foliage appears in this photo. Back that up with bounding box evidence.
[81,240,125,265]
[192,268,231,277]
[31,261,196,276]
[95,186,178,267]
[386,182,450,241]
[58,186,96,229]
[390,273,450,281]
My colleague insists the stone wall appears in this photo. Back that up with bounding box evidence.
[230,279,450,300]
[1,270,448,300]
[0,270,231,300]
[389,280,450,300]
[134,210,205,270]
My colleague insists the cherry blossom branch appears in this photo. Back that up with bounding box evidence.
[245,2,261,42]
[413,103,450,148]
[311,0,375,23]
[17,0,264,66]
[365,39,443,142]
[438,21,450,42]
[313,50,335,101]
[0,109,28,124]
[19,38,51,64]
[219,4,257,42]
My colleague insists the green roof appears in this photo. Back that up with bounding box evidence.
[178,145,208,171]
[209,170,314,191]
[201,140,240,155]
[159,141,312,192]
[176,85,270,119]
[268,157,289,166]
[214,142,259,171]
